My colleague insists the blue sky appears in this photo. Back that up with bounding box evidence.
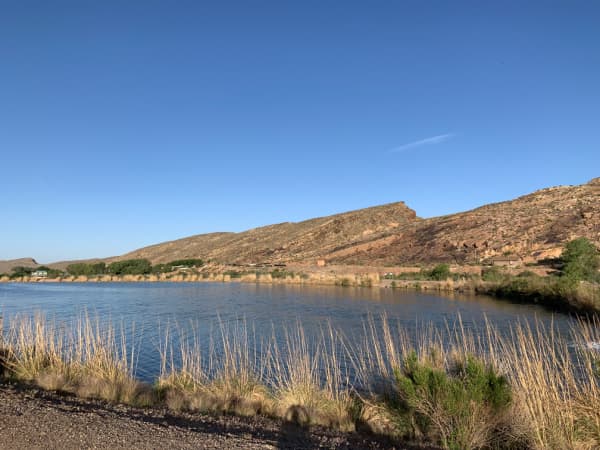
[1,1,599,263]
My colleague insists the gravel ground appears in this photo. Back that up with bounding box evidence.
[0,382,426,450]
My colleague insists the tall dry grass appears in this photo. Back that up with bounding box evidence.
[496,318,600,449]
[1,311,599,449]
[158,319,355,429]
[158,319,272,416]
[0,313,149,405]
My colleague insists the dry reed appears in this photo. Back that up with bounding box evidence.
[1,312,599,449]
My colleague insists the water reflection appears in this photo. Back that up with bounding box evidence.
[0,282,576,382]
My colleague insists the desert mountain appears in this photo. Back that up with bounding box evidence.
[116,202,420,265]
[0,258,38,274]
[113,178,599,266]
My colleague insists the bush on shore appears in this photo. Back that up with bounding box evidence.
[390,352,512,449]
[107,259,152,275]
[483,273,600,314]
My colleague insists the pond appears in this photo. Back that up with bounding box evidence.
[0,282,576,382]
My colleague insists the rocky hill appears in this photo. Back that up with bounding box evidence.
[0,258,38,274]
[116,201,420,264]
[330,178,600,265]
[4,179,598,271]
[114,178,599,267]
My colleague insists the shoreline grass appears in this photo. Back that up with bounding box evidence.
[479,276,600,316]
[1,313,599,449]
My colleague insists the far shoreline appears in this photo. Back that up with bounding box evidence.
[2,266,598,317]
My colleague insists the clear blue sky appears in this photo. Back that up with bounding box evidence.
[1,1,599,263]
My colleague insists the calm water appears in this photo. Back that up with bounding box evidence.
[0,282,576,382]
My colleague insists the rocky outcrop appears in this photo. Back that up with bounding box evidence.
[330,182,600,265]
[113,180,598,266]
[115,202,421,265]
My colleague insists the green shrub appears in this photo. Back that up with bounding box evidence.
[561,237,599,283]
[9,266,33,279]
[391,352,511,449]
[482,266,506,282]
[152,259,204,274]
[429,264,451,281]
[107,259,152,275]
[66,262,106,276]
[151,263,168,274]
[516,270,538,278]
[271,269,294,279]
[168,259,204,268]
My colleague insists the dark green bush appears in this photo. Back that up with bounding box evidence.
[561,237,599,283]
[271,269,293,279]
[482,266,507,282]
[66,262,106,276]
[152,259,204,274]
[517,270,538,278]
[429,264,451,281]
[168,259,204,268]
[391,352,511,449]
[107,259,152,275]
[9,266,33,279]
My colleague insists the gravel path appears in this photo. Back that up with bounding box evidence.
[0,383,419,449]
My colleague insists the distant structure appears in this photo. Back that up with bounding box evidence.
[316,259,327,267]
[31,270,48,278]
[489,256,522,267]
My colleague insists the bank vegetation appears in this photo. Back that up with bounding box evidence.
[1,313,599,450]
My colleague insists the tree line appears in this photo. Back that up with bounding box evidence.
[66,258,204,276]
[1,258,205,278]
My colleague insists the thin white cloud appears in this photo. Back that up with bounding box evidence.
[388,133,455,153]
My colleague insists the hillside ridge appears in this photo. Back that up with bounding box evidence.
[113,180,599,266]
[3,180,598,269]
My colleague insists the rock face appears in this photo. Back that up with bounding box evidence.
[332,182,600,265]
[116,202,420,264]
[111,179,599,266]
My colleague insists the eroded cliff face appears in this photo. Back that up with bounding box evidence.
[328,181,600,265]
[110,179,599,267]
[17,178,594,270]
